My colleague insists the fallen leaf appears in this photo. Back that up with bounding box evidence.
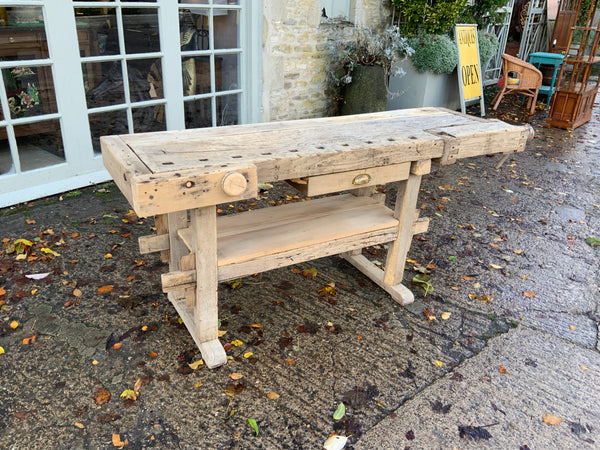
[112,433,129,448]
[0,346,4,354]
[120,389,138,401]
[542,414,563,426]
[104,253,113,259]
[499,366,508,374]
[441,312,451,320]
[22,334,37,345]
[333,402,346,420]
[248,418,259,436]
[218,329,227,337]
[267,392,280,399]
[229,373,243,380]
[318,283,336,296]
[432,359,443,367]
[94,388,111,405]
[250,323,263,328]
[302,268,318,279]
[41,248,60,257]
[188,360,204,370]
[97,285,114,294]
[74,422,85,429]
[243,351,253,358]
[286,359,295,364]
[569,325,576,331]
[423,308,436,321]
[111,342,122,350]
[490,264,503,269]
[523,291,536,298]
[25,219,36,225]
[25,273,50,280]
[149,352,158,357]
[133,378,143,392]
[323,434,347,450]
[73,288,83,297]
[10,321,18,329]
[0,287,5,296]
[231,339,243,347]
[141,326,148,332]
[126,275,135,282]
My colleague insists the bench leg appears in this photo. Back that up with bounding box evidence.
[190,207,226,369]
[382,171,423,304]
[167,211,189,301]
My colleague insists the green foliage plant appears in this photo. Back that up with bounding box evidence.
[458,0,512,30]
[478,30,499,67]
[407,32,458,74]
[391,0,467,36]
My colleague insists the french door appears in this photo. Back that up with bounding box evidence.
[0,0,259,208]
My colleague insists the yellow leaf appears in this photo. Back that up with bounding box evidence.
[490,264,503,270]
[302,268,318,279]
[31,289,38,295]
[231,339,243,347]
[569,325,576,331]
[120,389,138,400]
[188,359,204,370]
[141,325,148,332]
[581,365,589,371]
[104,253,113,259]
[218,329,227,337]
[473,282,481,289]
[406,259,417,264]
[542,414,563,426]
[14,239,33,247]
[318,284,336,297]
[267,392,280,399]
[432,359,443,367]
[513,249,523,254]
[74,422,85,429]
[0,346,4,355]
[10,321,18,329]
[250,323,263,328]
[41,248,60,257]
[192,381,203,389]
[441,312,451,320]
[229,372,244,380]
[243,351,253,358]
[92,360,99,365]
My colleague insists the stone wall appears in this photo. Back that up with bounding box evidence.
[261,0,393,122]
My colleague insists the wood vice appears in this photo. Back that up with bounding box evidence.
[101,108,533,368]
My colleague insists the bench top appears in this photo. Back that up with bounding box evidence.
[101,108,532,217]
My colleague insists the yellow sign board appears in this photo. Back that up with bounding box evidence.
[456,25,482,101]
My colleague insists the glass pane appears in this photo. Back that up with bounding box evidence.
[0,8,48,61]
[75,8,119,56]
[3,65,57,119]
[127,58,162,102]
[133,105,166,133]
[0,131,14,175]
[89,109,128,153]
[15,119,65,172]
[122,8,160,54]
[185,98,212,129]
[85,61,125,108]
[214,9,239,49]
[216,93,239,127]
[179,8,209,52]
[182,56,214,95]
[216,53,239,92]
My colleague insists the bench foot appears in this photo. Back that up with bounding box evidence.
[199,339,227,369]
[343,254,414,305]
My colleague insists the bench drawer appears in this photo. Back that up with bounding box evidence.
[288,162,411,196]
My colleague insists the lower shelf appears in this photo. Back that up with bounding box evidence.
[162,194,400,288]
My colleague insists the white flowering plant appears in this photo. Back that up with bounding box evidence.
[328,26,413,89]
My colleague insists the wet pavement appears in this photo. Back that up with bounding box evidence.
[0,94,599,449]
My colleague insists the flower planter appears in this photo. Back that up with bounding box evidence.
[340,65,388,116]
[387,59,460,111]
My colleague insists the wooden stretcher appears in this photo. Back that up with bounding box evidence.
[101,108,533,368]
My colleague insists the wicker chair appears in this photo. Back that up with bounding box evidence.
[492,53,543,115]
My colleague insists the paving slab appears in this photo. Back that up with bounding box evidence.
[356,326,600,449]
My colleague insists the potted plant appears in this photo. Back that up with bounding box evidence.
[328,26,412,115]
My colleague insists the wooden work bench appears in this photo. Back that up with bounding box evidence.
[101,108,533,368]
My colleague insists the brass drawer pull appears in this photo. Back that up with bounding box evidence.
[352,173,371,185]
